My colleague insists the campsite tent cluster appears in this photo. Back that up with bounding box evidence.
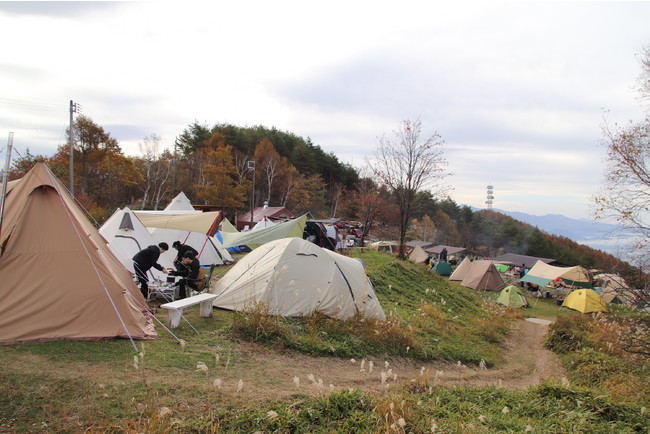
[404,243,617,314]
[0,163,385,346]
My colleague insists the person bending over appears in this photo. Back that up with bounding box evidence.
[133,242,169,299]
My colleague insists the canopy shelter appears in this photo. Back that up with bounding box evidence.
[99,207,174,280]
[211,237,386,320]
[460,261,505,291]
[220,215,307,249]
[520,261,593,289]
[449,256,472,281]
[562,289,608,313]
[425,245,479,260]
[134,211,222,236]
[0,163,154,345]
[135,210,233,266]
[497,285,529,308]
[408,245,429,264]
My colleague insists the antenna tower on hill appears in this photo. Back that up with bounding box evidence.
[486,185,494,210]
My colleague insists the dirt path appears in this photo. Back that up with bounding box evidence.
[209,317,567,401]
[3,318,566,403]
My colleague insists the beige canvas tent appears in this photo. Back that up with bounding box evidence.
[408,245,429,264]
[521,260,592,288]
[460,261,505,291]
[0,163,155,345]
[449,256,472,281]
[212,237,386,320]
[368,240,400,253]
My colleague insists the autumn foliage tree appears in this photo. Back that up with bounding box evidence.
[194,133,246,211]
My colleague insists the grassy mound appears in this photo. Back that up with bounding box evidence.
[228,250,520,365]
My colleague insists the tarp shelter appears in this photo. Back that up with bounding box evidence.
[520,261,593,289]
[220,215,307,249]
[99,207,174,280]
[497,285,529,308]
[425,245,479,259]
[134,211,221,236]
[433,261,452,276]
[461,261,505,291]
[212,237,386,320]
[134,210,233,266]
[449,256,472,281]
[0,163,155,345]
[408,245,429,264]
[562,289,608,313]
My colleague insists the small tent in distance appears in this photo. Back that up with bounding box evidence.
[460,261,505,291]
[449,257,472,281]
[211,237,386,320]
[0,163,154,345]
[497,285,529,308]
[562,289,608,314]
[408,245,429,264]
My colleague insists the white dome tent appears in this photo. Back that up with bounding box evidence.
[211,237,386,320]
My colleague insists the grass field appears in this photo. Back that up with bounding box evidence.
[1,250,647,432]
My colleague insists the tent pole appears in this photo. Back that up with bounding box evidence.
[0,132,14,252]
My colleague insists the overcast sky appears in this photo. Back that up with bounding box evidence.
[1,1,648,220]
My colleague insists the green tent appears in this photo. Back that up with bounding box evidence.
[496,285,528,308]
[433,261,452,276]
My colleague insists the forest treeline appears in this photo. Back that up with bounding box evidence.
[7,117,648,288]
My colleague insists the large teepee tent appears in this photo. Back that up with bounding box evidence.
[0,163,155,345]
[460,261,505,291]
[212,237,386,320]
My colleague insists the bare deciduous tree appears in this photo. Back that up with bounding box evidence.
[594,46,650,271]
[368,119,450,259]
[138,134,173,210]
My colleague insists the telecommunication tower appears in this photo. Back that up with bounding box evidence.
[486,185,494,210]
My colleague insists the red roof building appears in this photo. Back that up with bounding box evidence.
[236,206,297,230]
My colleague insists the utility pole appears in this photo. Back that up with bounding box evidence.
[0,132,14,252]
[69,100,77,196]
[247,160,256,229]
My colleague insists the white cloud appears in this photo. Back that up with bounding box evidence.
[0,1,648,220]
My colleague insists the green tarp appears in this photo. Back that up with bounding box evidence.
[220,215,307,249]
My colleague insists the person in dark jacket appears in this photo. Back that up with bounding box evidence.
[133,242,169,299]
[169,251,206,299]
[171,241,199,269]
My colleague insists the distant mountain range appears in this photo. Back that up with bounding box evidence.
[474,208,637,259]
